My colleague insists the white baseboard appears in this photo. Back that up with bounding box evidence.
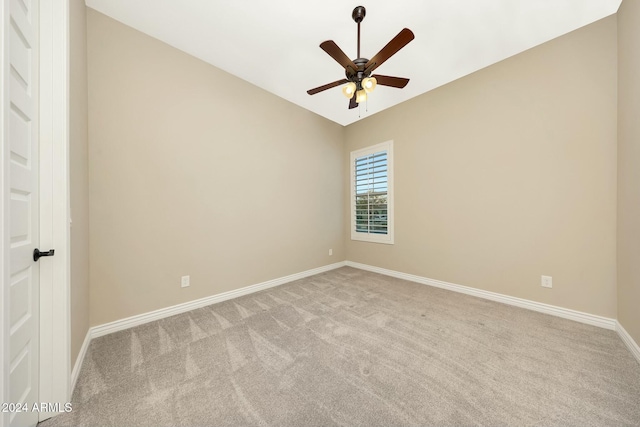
[616,321,640,365]
[91,261,346,339]
[70,329,91,395]
[345,261,617,330]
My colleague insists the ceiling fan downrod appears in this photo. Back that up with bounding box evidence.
[352,6,366,59]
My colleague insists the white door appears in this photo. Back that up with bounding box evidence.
[8,0,40,426]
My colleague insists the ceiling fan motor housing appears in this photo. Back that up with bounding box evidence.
[346,58,371,89]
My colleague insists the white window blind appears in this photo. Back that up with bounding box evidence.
[350,141,394,244]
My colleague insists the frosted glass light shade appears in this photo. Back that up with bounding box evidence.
[356,89,367,103]
[342,82,357,98]
[362,77,377,93]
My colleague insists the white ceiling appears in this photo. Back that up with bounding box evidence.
[85,0,621,126]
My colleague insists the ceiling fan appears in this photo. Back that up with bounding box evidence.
[307,6,415,109]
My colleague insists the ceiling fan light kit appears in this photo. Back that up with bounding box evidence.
[307,6,414,111]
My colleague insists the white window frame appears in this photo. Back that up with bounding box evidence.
[350,140,394,244]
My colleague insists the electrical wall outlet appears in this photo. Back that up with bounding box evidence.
[329,249,333,256]
[541,275,553,288]
[181,275,190,288]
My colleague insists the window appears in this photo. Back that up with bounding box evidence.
[350,140,394,244]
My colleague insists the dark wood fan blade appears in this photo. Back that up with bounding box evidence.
[307,79,349,95]
[372,74,410,88]
[364,28,414,74]
[349,94,358,109]
[320,41,359,73]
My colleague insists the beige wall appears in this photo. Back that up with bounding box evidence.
[85,9,623,328]
[345,17,618,318]
[86,10,345,326]
[617,1,640,344]
[69,1,90,366]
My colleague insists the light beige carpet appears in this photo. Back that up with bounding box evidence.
[41,267,640,426]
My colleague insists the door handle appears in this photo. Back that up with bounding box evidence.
[33,248,55,262]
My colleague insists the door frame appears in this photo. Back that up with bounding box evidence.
[38,0,70,420]
[0,0,70,425]
[0,1,10,425]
